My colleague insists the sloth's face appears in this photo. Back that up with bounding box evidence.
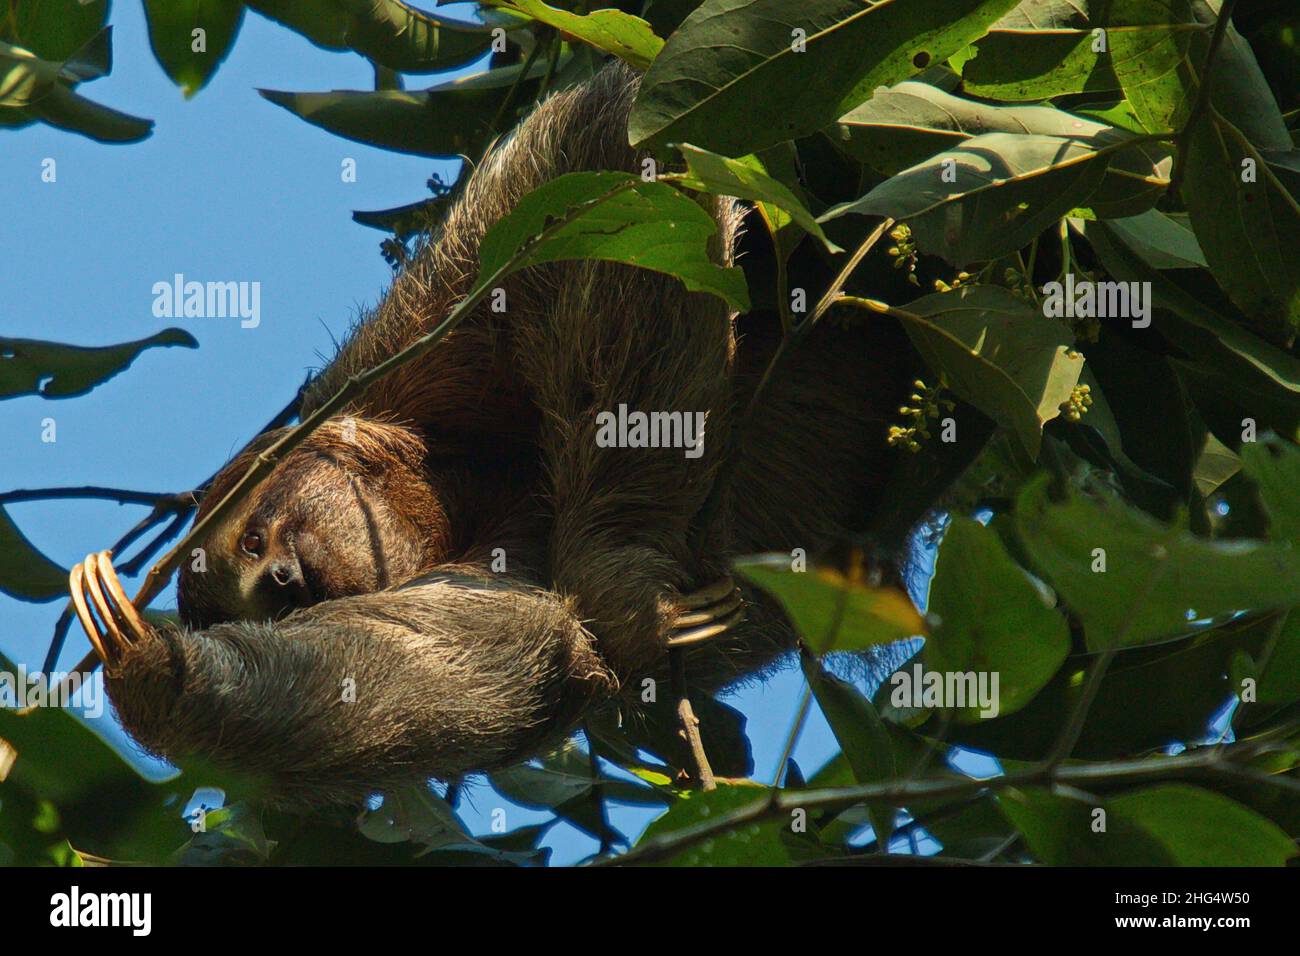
[178,439,434,628]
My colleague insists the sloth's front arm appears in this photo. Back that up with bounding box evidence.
[74,555,611,806]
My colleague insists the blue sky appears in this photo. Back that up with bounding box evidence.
[0,2,873,864]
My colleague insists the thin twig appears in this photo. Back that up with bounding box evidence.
[771,683,813,786]
[669,647,716,790]
[0,487,187,508]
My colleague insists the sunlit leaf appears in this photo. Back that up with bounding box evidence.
[629,0,1019,155]
[733,554,925,654]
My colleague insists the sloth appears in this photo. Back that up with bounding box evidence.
[69,62,912,807]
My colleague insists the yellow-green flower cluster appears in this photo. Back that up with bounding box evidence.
[933,271,974,293]
[887,378,954,452]
[1060,383,1093,422]
[887,223,920,286]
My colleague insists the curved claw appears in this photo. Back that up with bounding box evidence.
[92,550,149,643]
[69,562,114,669]
[68,551,149,673]
[668,578,745,648]
[677,576,736,610]
[668,605,745,648]
[675,586,743,627]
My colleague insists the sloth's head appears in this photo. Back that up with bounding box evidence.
[178,417,447,628]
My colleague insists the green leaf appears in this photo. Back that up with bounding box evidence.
[880,286,1084,459]
[174,803,274,865]
[259,60,553,158]
[0,329,198,400]
[143,0,245,98]
[998,787,1174,865]
[925,517,1070,719]
[635,781,789,865]
[1257,609,1300,708]
[628,0,1020,156]
[474,171,749,310]
[801,654,896,842]
[1099,209,1205,269]
[1107,786,1297,866]
[1113,0,1291,146]
[357,785,542,864]
[1240,436,1300,546]
[1182,110,1300,336]
[0,0,107,62]
[732,553,925,654]
[247,0,494,74]
[491,747,666,811]
[834,81,1171,219]
[1084,219,1300,438]
[961,0,1177,102]
[352,196,450,238]
[492,1,663,70]
[928,612,1272,759]
[0,507,68,601]
[823,130,1143,264]
[675,144,840,251]
[1191,429,1240,499]
[0,34,153,143]
[1015,474,1300,649]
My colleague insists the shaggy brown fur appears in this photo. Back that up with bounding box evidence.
[104,62,905,806]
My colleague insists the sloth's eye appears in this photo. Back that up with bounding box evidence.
[240,532,264,557]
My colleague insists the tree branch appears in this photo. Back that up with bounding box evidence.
[598,742,1298,866]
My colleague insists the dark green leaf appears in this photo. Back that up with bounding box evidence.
[260,60,553,158]
[629,0,1020,155]
[0,329,198,400]
[635,781,790,865]
[824,130,1136,264]
[0,0,108,61]
[1015,474,1300,649]
[802,654,896,841]
[883,286,1084,458]
[0,507,68,602]
[1182,110,1300,336]
[248,0,494,74]
[925,517,1070,719]
[143,0,245,98]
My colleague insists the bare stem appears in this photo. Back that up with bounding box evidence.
[669,647,716,790]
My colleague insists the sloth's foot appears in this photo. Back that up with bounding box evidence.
[668,577,744,648]
[69,550,152,673]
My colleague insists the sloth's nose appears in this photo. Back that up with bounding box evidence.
[260,560,314,613]
[269,562,297,587]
